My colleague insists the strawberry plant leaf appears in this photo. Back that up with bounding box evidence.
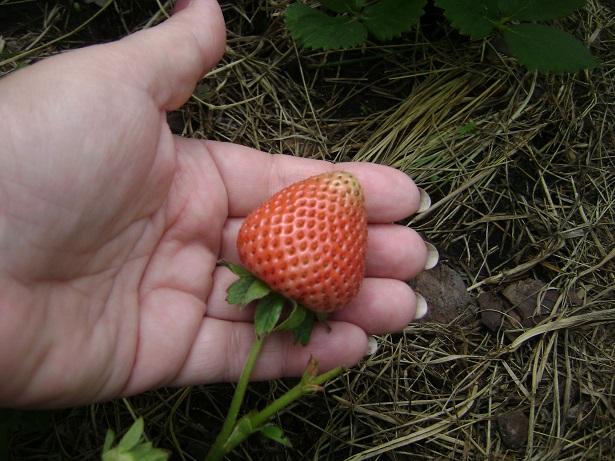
[102,418,170,461]
[434,0,500,39]
[503,23,599,74]
[226,276,256,306]
[363,0,426,42]
[258,424,293,447]
[319,0,365,14]
[497,0,586,21]
[117,417,144,451]
[255,293,285,337]
[285,3,368,50]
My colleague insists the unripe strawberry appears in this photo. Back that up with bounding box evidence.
[237,171,368,313]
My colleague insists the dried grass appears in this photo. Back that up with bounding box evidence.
[2,0,614,459]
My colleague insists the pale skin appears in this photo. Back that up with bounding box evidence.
[0,0,428,408]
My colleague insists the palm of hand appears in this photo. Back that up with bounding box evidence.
[0,41,232,406]
[0,0,427,408]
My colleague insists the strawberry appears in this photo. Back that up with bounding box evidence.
[236,171,368,313]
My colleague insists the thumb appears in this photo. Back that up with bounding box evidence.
[113,0,226,110]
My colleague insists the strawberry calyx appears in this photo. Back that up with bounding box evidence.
[225,261,327,345]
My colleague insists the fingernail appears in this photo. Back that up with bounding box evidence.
[424,242,439,270]
[417,188,431,213]
[415,293,428,320]
[365,336,379,356]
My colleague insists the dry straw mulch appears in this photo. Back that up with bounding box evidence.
[2,0,614,459]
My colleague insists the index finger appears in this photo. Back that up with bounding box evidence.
[206,141,421,223]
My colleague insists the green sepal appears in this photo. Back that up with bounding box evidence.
[274,300,306,332]
[255,293,286,337]
[226,276,257,306]
[225,261,273,308]
[243,279,272,306]
[225,261,253,278]
[293,309,316,346]
[223,262,326,345]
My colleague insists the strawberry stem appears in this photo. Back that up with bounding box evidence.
[248,364,344,429]
[205,350,344,460]
[205,334,265,461]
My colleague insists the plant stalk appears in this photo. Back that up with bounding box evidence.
[205,334,265,461]
[209,365,345,458]
[249,365,344,429]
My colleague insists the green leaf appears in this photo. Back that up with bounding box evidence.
[226,276,256,306]
[259,424,293,447]
[103,429,115,452]
[363,0,426,41]
[255,293,285,336]
[435,0,500,39]
[130,443,170,461]
[497,0,586,21]
[285,3,368,50]
[117,418,144,451]
[102,418,170,461]
[319,0,365,14]
[503,23,599,74]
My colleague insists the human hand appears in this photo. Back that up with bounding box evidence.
[0,0,429,408]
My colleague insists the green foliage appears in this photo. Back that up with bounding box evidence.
[435,0,500,39]
[503,23,599,74]
[497,0,586,21]
[102,418,169,461]
[285,0,426,50]
[225,262,321,345]
[436,0,599,73]
[286,0,599,74]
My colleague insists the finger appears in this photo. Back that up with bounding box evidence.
[328,278,418,333]
[110,0,226,110]
[207,141,421,222]
[219,220,428,279]
[364,224,428,279]
[207,267,418,332]
[168,318,369,385]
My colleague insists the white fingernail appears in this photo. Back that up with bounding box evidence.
[424,242,439,270]
[415,293,428,320]
[417,188,431,213]
[365,336,379,356]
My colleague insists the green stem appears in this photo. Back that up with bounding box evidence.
[213,365,345,455]
[205,334,265,461]
[250,366,344,429]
